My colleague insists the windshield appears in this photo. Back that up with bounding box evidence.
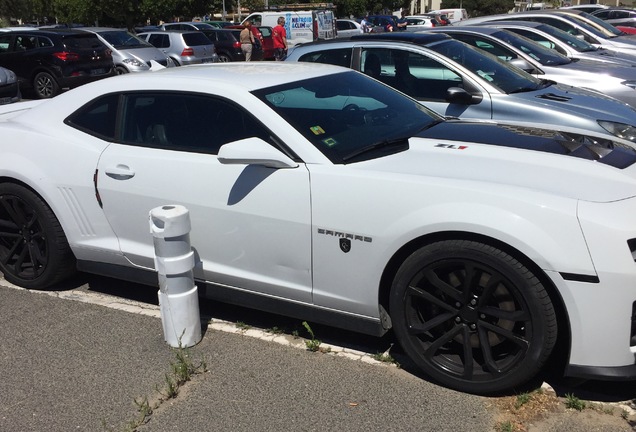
[573,11,623,37]
[427,39,546,94]
[252,71,441,163]
[99,31,153,48]
[535,23,597,52]
[491,29,572,65]
[558,13,617,39]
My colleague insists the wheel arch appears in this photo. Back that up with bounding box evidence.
[377,230,572,368]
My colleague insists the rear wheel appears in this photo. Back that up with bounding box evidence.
[115,66,129,74]
[0,184,75,289]
[33,72,60,99]
[389,239,557,394]
[218,54,231,62]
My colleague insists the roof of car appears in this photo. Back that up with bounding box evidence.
[473,20,544,28]
[64,62,353,96]
[428,26,504,35]
[78,27,131,33]
[350,32,451,44]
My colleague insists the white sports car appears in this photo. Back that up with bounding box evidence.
[1,63,635,394]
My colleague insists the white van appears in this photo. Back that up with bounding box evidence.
[429,8,468,23]
[242,10,336,47]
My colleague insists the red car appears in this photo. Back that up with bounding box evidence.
[226,25,275,60]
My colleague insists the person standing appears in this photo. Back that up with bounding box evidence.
[272,16,288,61]
[397,11,408,31]
[240,21,255,61]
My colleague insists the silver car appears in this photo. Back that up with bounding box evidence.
[336,19,363,38]
[137,30,218,66]
[470,20,636,67]
[80,27,175,73]
[459,10,636,54]
[285,33,636,142]
[428,26,636,108]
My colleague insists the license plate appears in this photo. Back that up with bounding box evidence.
[90,68,106,75]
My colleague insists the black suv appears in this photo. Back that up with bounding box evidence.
[0,29,116,98]
[200,28,251,62]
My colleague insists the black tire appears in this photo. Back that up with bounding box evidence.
[389,240,557,394]
[115,66,129,75]
[218,54,231,62]
[33,72,60,99]
[0,184,75,289]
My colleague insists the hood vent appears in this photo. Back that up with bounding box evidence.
[535,93,572,102]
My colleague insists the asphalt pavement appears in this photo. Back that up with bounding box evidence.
[1,277,635,432]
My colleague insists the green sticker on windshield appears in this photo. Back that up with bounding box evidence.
[310,125,325,135]
[476,70,494,82]
[322,137,338,147]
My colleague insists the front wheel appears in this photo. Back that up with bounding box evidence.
[33,72,60,99]
[0,184,75,289]
[389,240,557,394]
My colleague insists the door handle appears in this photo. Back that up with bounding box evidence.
[105,164,135,180]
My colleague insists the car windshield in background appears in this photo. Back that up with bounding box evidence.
[576,11,624,37]
[63,34,105,50]
[252,71,440,163]
[99,31,153,48]
[533,23,598,52]
[427,39,547,94]
[182,32,213,46]
[491,29,572,66]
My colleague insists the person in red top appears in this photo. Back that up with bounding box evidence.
[273,16,288,61]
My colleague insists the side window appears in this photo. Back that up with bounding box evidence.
[37,36,54,48]
[251,15,263,26]
[0,34,11,53]
[16,35,36,51]
[297,48,352,68]
[362,48,462,101]
[120,93,273,155]
[148,34,168,48]
[66,94,119,140]
[513,29,565,55]
[452,34,517,61]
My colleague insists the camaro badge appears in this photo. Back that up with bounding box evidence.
[340,238,351,253]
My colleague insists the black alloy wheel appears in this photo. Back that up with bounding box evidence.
[0,184,75,288]
[390,239,557,394]
[33,72,60,99]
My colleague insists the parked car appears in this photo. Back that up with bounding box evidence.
[428,26,636,108]
[159,22,216,31]
[592,7,636,28]
[286,33,636,142]
[459,10,636,53]
[336,19,364,38]
[79,27,175,73]
[200,28,263,61]
[560,4,609,14]
[137,30,218,65]
[3,62,636,394]
[429,8,468,23]
[472,20,636,67]
[0,28,115,98]
[0,66,20,104]
[404,15,443,31]
[204,21,234,29]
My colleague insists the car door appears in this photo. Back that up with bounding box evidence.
[96,91,313,302]
[0,33,32,86]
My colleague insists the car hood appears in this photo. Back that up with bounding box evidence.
[555,58,636,80]
[518,83,636,124]
[358,120,636,203]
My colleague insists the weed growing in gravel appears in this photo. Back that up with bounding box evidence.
[565,393,586,411]
[515,392,532,409]
[302,321,322,351]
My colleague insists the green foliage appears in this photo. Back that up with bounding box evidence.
[564,393,586,411]
[302,321,322,352]
[514,392,532,409]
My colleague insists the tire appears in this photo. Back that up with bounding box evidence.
[33,72,60,99]
[0,184,75,289]
[218,54,231,62]
[115,66,129,75]
[171,57,181,66]
[389,239,557,394]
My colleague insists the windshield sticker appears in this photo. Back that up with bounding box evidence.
[310,125,325,135]
[322,137,338,147]
[476,70,494,82]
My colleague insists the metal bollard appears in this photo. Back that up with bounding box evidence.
[149,205,202,348]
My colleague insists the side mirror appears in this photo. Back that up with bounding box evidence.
[218,137,299,169]
[446,87,482,105]
[508,58,536,74]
